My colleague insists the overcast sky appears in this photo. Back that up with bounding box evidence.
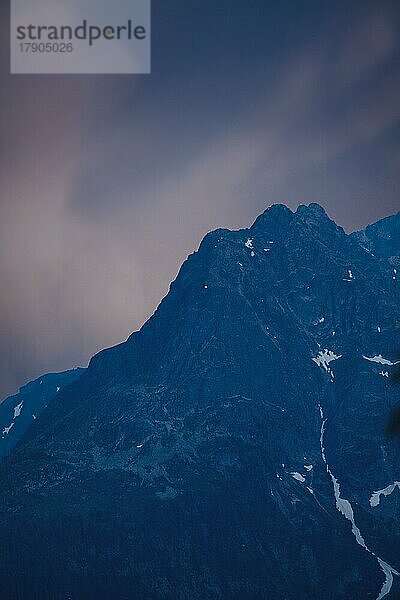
[1,0,399,398]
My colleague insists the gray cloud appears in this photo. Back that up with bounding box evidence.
[0,0,399,398]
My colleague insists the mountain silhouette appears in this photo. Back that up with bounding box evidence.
[0,204,399,599]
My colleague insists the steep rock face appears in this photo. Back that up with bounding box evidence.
[0,204,399,600]
[0,368,84,459]
[351,211,400,264]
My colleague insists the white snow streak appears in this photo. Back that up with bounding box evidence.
[2,423,14,437]
[363,355,399,366]
[318,405,399,599]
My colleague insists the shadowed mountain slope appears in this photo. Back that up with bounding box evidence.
[0,368,84,459]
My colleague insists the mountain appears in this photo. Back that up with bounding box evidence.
[0,368,84,459]
[351,211,400,264]
[0,203,399,600]
[351,211,400,436]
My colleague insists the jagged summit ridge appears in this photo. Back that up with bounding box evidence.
[250,202,293,230]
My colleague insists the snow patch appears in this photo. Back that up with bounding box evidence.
[13,401,23,419]
[291,472,305,483]
[2,400,24,439]
[312,350,342,374]
[2,422,14,437]
[343,269,354,281]
[370,483,400,508]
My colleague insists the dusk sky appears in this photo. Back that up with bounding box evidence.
[1,0,399,398]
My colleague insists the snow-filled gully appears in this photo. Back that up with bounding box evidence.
[318,405,399,600]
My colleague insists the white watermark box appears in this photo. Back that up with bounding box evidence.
[11,0,151,74]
